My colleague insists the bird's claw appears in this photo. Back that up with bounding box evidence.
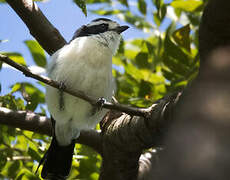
[59,82,66,90]
[59,82,66,111]
[96,97,106,110]
[91,97,106,115]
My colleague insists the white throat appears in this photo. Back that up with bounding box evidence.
[92,31,121,55]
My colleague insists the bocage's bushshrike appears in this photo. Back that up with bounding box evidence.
[37,18,129,179]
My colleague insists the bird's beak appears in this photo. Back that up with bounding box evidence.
[113,25,129,34]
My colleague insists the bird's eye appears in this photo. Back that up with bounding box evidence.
[101,23,108,30]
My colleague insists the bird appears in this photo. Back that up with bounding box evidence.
[38,18,129,179]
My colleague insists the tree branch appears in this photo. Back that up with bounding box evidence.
[6,0,66,55]
[0,54,151,118]
[99,92,180,180]
[0,107,103,154]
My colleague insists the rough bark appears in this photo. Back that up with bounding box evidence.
[99,93,180,180]
[199,0,230,63]
[154,0,230,179]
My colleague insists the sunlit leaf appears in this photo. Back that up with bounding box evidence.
[153,4,167,26]
[171,0,203,12]
[172,24,191,52]
[74,145,101,179]
[11,83,21,93]
[1,52,26,66]
[90,9,125,15]
[10,82,45,111]
[86,0,110,3]
[145,41,155,55]
[16,168,39,180]
[74,0,87,16]
[153,12,161,26]
[0,94,25,110]
[14,135,28,151]
[24,40,46,67]
[123,12,152,30]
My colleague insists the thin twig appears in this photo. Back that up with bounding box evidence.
[0,54,150,117]
[7,156,31,161]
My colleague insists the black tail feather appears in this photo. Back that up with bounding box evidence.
[41,137,75,179]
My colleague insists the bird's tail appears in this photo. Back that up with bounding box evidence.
[38,136,75,179]
[36,117,75,179]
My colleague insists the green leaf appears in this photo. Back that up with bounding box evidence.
[28,147,41,162]
[172,24,191,52]
[153,12,161,26]
[11,83,22,93]
[152,0,163,10]
[171,0,203,12]
[74,0,87,16]
[123,12,152,30]
[118,0,128,7]
[138,80,153,98]
[164,35,190,66]
[0,151,7,171]
[153,4,167,26]
[10,82,45,111]
[2,52,26,66]
[74,145,101,179]
[8,161,21,177]
[163,55,189,76]
[86,0,110,3]
[15,167,39,180]
[90,9,125,15]
[135,52,150,69]
[24,40,46,67]
[0,94,25,110]
[138,0,147,15]
[162,68,176,81]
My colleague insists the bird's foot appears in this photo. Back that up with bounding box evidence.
[59,81,66,90]
[59,82,66,111]
[96,97,106,109]
[91,97,106,115]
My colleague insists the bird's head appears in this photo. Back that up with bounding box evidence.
[71,18,129,55]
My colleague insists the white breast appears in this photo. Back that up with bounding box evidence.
[45,37,114,145]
